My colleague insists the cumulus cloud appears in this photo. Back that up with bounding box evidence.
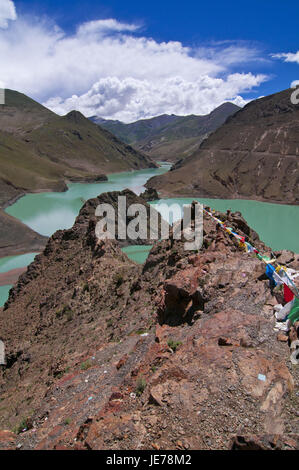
[45,74,266,122]
[0,5,268,122]
[0,0,16,28]
[272,51,299,64]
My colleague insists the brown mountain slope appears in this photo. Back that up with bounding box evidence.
[136,102,240,161]
[0,191,298,449]
[0,210,47,258]
[146,89,299,204]
[0,90,156,206]
[0,89,56,134]
[92,102,240,162]
[0,90,156,256]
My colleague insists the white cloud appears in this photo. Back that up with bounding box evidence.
[77,19,141,36]
[0,0,16,28]
[272,51,299,64]
[197,43,268,67]
[0,6,268,122]
[44,74,266,122]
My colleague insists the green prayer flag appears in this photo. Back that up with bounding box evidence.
[288,297,299,324]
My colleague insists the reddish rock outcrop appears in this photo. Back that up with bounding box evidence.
[0,430,17,450]
[0,194,298,450]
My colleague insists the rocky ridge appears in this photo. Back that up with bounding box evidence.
[0,191,298,450]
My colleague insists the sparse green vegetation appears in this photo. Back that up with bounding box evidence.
[82,282,89,293]
[56,305,73,321]
[135,328,148,335]
[114,273,124,287]
[167,339,182,352]
[55,366,70,379]
[81,360,92,370]
[64,418,71,426]
[135,376,147,396]
[13,418,28,434]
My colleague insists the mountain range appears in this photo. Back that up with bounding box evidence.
[0,87,298,451]
[146,88,299,204]
[90,102,240,162]
[0,90,155,205]
[0,90,155,256]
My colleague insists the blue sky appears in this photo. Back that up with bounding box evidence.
[1,0,298,121]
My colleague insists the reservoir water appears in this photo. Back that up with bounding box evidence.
[1,163,171,306]
[152,198,299,254]
[0,252,39,274]
[121,245,153,264]
[0,253,39,307]
[5,163,172,237]
[1,161,299,306]
[0,285,11,308]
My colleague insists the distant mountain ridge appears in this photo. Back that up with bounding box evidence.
[0,89,156,256]
[90,102,240,161]
[146,88,299,204]
[89,113,181,144]
[0,90,155,202]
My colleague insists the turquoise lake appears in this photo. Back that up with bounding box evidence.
[0,252,39,274]
[1,163,171,306]
[5,163,172,236]
[0,253,39,307]
[121,245,153,264]
[152,198,299,254]
[1,161,298,306]
[0,285,11,308]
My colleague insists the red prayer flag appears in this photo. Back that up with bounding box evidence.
[284,284,294,303]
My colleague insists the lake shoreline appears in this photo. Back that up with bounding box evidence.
[1,161,298,291]
[1,162,161,214]
[0,167,159,258]
[155,190,299,207]
[0,267,27,286]
[0,162,171,261]
[0,210,47,258]
[152,186,299,207]
[1,173,299,306]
